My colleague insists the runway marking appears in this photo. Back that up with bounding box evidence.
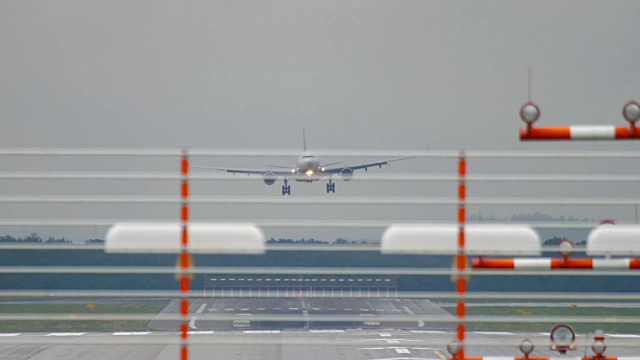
[224,308,234,311]
[187,331,214,335]
[434,350,447,360]
[376,309,386,312]
[410,330,448,334]
[0,333,20,337]
[243,330,281,334]
[236,313,252,316]
[257,308,266,311]
[392,309,402,312]
[289,307,299,310]
[344,308,353,311]
[196,303,207,314]
[361,309,370,311]
[112,332,151,336]
[395,348,410,354]
[310,330,345,333]
[380,333,392,337]
[46,332,86,336]
[606,334,640,338]
[417,320,425,327]
[312,307,321,310]
[472,331,514,335]
[189,316,198,329]
[328,308,337,310]
[241,308,250,311]
[402,306,415,315]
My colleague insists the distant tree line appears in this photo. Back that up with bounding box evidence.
[0,233,70,243]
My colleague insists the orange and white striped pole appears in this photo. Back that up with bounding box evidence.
[179,150,190,360]
[518,101,640,141]
[473,257,640,270]
[455,152,467,360]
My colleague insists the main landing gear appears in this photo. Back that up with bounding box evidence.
[282,179,291,196]
[326,179,336,193]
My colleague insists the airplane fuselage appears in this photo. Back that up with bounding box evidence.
[293,152,323,182]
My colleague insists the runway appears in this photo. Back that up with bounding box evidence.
[1,299,639,359]
[148,298,455,331]
[2,329,640,360]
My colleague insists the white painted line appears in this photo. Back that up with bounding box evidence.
[344,308,353,311]
[392,309,402,312]
[402,306,415,315]
[0,333,20,337]
[240,308,250,311]
[410,330,447,334]
[257,308,265,311]
[46,332,86,336]
[224,308,234,311]
[189,316,198,329]
[473,331,514,335]
[394,348,410,354]
[312,308,321,310]
[289,308,298,310]
[196,303,207,314]
[187,331,215,335]
[112,332,151,336]
[236,313,252,316]
[380,333,392,337]
[417,320,425,327]
[360,309,369,311]
[376,309,385,312]
[243,330,281,334]
[310,330,345,333]
[606,334,640,338]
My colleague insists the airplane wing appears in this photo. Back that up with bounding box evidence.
[322,156,416,175]
[191,166,292,177]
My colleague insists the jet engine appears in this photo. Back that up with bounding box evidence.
[340,168,354,181]
[262,172,278,185]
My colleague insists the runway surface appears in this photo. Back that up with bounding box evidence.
[1,299,640,359]
[149,298,455,331]
[2,329,640,360]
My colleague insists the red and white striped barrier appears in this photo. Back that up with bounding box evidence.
[472,257,640,270]
[453,357,640,360]
[520,126,638,141]
[518,101,640,141]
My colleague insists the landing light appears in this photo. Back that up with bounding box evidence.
[306,170,314,176]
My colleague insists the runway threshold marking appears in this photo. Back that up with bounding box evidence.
[395,348,410,354]
[46,332,86,336]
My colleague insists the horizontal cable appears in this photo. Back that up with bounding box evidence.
[2,172,640,182]
[1,148,640,158]
[0,218,620,230]
[0,313,639,325]
[0,290,639,301]
[0,266,639,276]
[0,195,638,205]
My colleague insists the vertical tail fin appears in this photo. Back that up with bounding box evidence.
[303,128,307,151]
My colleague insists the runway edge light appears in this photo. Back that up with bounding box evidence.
[381,224,541,255]
[105,222,266,254]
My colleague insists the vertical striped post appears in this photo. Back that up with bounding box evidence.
[456,152,467,360]
[179,150,190,360]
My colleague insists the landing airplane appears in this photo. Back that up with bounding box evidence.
[194,130,418,196]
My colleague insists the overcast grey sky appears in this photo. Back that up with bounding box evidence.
[1,1,639,242]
